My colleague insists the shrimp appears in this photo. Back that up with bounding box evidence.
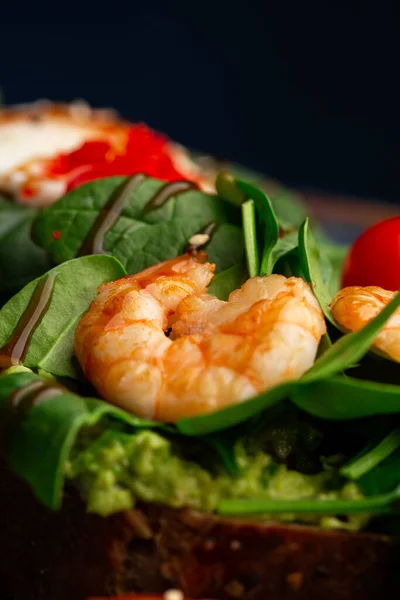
[330,286,400,362]
[74,254,326,422]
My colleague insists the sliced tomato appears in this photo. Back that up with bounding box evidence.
[342,216,400,291]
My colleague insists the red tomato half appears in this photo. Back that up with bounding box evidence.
[342,216,400,291]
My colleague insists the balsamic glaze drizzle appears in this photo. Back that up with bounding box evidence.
[4,379,65,441]
[142,180,197,214]
[0,274,56,369]
[77,177,198,257]
[9,379,64,412]
[78,173,146,256]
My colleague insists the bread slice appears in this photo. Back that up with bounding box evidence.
[0,463,398,600]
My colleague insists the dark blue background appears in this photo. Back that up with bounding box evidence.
[1,6,399,202]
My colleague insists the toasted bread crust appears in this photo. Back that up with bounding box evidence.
[0,464,398,600]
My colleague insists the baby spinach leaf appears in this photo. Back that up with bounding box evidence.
[177,382,295,436]
[0,255,126,378]
[215,175,284,276]
[205,223,245,273]
[274,252,305,279]
[319,242,348,297]
[179,371,400,438]
[0,368,37,406]
[316,331,332,356]
[215,172,247,206]
[269,231,299,273]
[291,376,400,420]
[204,433,240,476]
[298,218,336,325]
[270,190,308,232]
[341,428,400,480]
[358,447,400,496]
[237,180,279,276]
[302,289,400,382]
[241,200,259,277]
[208,262,248,300]
[0,371,165,509]
[216,172,310,233]
[217,486,400,516]
[0,199,52,303]
[32,176,243,275]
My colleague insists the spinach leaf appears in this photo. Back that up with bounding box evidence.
[218,486,400,516]
[0,199,52,303]
[291,376,400,420]
[215,172,247,207]
[241,200,260,277]
[0,367,37,404]
[358,447,400,496]
[237,180,279,276]
[341,428,400,480]
[217,163,267,187]
[319,242,348,297]
[298,218,336,324]
[177,382,295,435]
[274,251,306,279]
[215,176,312,279]
[204,433,240,476]
[316,331,332,356]
[269,231,299,273]
[302,289,400,382]
[208,262,248,300]
[0,371,165,509]
[179,371,400,437]
[270,190,308,232]
[205,223,245,273]
[216,172,310,233]
[32,176,243,274]
[0,255,126,378]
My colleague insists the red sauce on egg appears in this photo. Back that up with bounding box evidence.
[48,124,185,191]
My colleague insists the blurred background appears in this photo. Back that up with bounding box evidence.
[1,6,399,241]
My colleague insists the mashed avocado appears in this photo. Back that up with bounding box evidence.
[66,429,368,531]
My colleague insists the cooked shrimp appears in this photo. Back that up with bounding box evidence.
[75,254,326,422]
[331,286,400,362]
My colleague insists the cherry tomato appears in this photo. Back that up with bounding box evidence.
[342,216,400,291]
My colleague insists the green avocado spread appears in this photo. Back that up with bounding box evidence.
[66,429,368,531]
